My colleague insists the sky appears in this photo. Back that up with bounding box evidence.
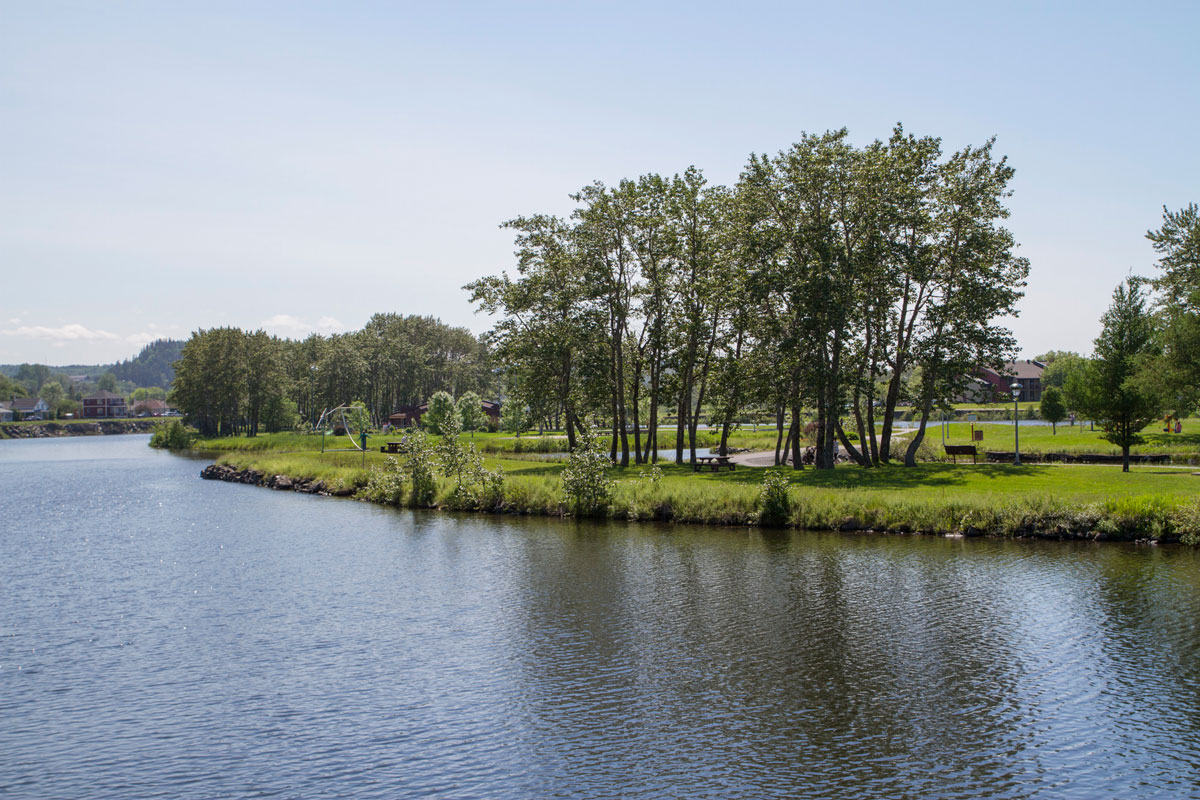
[2,1,1198,365]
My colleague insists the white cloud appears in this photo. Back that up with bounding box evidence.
[0,323,120,341]
[260,314,346,337]
[125,331,157,346]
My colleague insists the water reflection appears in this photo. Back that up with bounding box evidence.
[2,436,1199,798]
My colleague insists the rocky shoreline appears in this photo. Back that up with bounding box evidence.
[0,419,162,439]
[200,463,357,497]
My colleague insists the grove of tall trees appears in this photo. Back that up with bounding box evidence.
[469,126,1029,469]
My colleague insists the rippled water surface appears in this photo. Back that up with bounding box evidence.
[3,435,1200,799]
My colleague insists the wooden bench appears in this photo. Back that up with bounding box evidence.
[380,441,404,454]
[693,455,736,472]
[944,444,977,464]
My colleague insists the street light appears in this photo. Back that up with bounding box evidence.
[309,364,318,428]
[1010,381,1022,466]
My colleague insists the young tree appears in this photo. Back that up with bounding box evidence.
[40,381,64,417]
[424,390,456,435]
[1146,203,1200,414]
[1067,279,1164,472]
[457,391,485,436]
[501,403,529,436]
[1039,386,1067,434]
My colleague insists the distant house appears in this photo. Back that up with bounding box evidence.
[0,402,12,422]
[387,400,501,429]
[82,390,128,418]
[978,360,1045,403]
[10,397,50,420]
[131,398,171,417]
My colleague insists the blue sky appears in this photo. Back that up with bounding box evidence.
[2,1,1198,364]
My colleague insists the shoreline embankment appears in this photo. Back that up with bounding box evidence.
[0,419,161,439]
[197,460,1200,545]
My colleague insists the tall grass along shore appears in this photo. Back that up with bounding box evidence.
[168,428,1200,544]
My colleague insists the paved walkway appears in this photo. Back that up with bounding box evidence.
[729,450,778,467]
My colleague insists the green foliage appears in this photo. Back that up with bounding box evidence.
[1067,279,1165,470]
[15,363,51,392]
[97,372,118,393]
[112,339,185,389]
[397,430,438,507]
[456,390,485,435]
[1169,497,1200,546]
[130,386,167,402]
[362,456,407,505]
[1040,352,1087,390]
[424,391,456,435]
[261,395,300,432]
[501,404,529,436]
[1145,203,1200,416]
[758,469,792,526]
[470,124,1027,471]
[560,425,612,516]
[149,419,196,450]
[1040,387,1067,432]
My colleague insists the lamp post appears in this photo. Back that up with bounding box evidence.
[309,364,318,428]
[1011,381,1022,466]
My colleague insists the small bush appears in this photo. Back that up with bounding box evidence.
[1168,497,1200,545]
[561,426,612,517]
[758,470,792,526]
[397,431,437,507]
[149,419,196,450]
[362,456,406,505]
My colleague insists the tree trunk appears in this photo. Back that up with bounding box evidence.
[904,392,936,467]
[836,421,867,466]
[774,406,784,466]
[790,405,803,470]
[630,375,643,465]
[1122,444,1130,473]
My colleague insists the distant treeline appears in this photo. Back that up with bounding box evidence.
[171,314,492,436]
[111,339,185,388]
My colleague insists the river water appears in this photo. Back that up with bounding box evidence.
[3,435,1200,799]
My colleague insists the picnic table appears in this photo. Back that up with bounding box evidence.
[380,441,404,454]
[693,455,736,472]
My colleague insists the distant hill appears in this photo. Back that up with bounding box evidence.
[110,339,185,388]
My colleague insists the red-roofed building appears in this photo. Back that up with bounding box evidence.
[83,390,128,418]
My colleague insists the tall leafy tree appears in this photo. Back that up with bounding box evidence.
[1067,279,1164,472]
[1146,203,1200,413]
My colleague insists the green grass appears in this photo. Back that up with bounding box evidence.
[930,418,1200,458]
[183,431,1200,542]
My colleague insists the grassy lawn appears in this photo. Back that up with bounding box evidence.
[931,418,1200,457]
[182,431,1200,541]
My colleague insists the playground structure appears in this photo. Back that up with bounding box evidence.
[314,405,369,455]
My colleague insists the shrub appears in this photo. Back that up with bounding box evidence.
[758,469,792,526]
[397,430,437,506]
[561,425,612,517]
[1169,497,1200,545]
[362,456,406,505]
[149,419,196,450]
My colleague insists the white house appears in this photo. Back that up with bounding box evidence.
[10,397,50,420]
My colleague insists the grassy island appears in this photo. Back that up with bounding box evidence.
[174,427,1200,544]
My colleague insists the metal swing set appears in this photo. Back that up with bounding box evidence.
[314,404,369,455]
